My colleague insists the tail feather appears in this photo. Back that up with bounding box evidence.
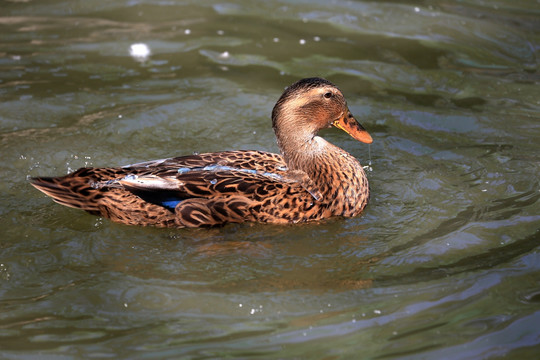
[30,171,179,227]
[30,175,101,212]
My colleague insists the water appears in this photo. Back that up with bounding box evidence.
[1,0,539,358]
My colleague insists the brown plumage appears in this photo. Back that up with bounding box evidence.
[30,77,373,228]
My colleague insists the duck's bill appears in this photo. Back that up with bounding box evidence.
[332,111,373,144]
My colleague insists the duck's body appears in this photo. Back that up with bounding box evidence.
[30,78,372,228]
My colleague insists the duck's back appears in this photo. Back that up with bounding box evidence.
[30,150,302,227]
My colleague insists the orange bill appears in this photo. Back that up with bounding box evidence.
[332,111,373,144]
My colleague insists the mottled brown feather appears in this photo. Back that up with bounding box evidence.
[30,78,372,228]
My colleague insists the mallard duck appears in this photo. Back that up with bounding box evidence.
[30,77,373,228]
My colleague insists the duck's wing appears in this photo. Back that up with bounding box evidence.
[101,160,303,227]
[30,151,284,211]
[124,150,287,174]
[111,162,293,210]
[121,150,322,202]
[30,150,321,227]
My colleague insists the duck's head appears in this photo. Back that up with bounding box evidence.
[272,77,373,147]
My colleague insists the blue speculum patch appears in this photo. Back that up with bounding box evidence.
[161,199,182,209]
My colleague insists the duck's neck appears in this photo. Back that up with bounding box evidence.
[273,112,365,187]
[276,123,358,181]
[274,118,320,172]
[278,135,323,171]
[275,121,369,215]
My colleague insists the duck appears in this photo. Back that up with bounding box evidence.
[30,77,373,228]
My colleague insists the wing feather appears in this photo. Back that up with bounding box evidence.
[31,150,318,227]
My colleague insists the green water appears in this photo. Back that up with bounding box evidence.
[1,0,539,358]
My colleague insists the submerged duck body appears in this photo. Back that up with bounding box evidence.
[30,78,373,228]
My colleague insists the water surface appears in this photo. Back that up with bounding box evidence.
[1,0,539,358]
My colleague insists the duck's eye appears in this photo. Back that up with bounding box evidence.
[323,92,333,99]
